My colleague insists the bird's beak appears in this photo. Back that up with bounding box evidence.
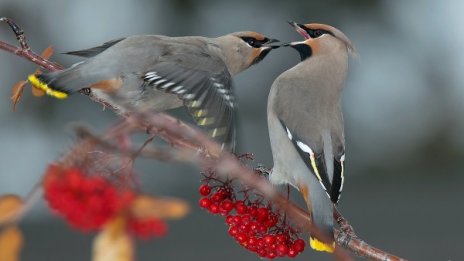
[287,20,310,39]
[262,38,281,49]
[282,40,307,47]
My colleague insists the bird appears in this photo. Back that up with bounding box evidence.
[267,21,355,252]
[28,31,279,150]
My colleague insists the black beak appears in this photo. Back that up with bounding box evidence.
[262,38,281,49]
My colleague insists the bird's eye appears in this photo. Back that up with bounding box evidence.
[81,88,92,96]
[240,37,261,48]
[308,29,329,38]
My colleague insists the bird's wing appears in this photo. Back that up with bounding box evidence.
[63,38,126,58]
[141,49,236,151]
[278,119,345,203]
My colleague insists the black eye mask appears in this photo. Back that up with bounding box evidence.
[240,36,270,48]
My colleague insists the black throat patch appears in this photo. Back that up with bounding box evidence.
[290,44,312,61]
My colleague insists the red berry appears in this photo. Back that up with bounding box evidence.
[211,192,223,202]
[258,249,267,257]
[293,239,305,252]
[239,223,250,234]
[249,206,258,217]
[226,215,234,225]
[265,214,278,227]
[248,236,258,247]
[241,215,251,225]
[235,201,248,214]
[287,247,298,257]
[258,225,268,234]
[209,203,219,214]
[269,243,277,251]
[220,199,234,213]
[235,232,248,243]
[276,234,288,244]
[228,226,239,237]
[264,235,276,245]
[218,188,230,199]
[257,237,265,249]
[199,185,211,196]
[267,252,277,259]
[256,207,270,222]
[276,244,288,257]
[231,215,241,225]
[199,197,212,209]
[249,222,259,233]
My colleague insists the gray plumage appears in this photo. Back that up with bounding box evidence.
[35,32,278,150]
[267,22,354,251]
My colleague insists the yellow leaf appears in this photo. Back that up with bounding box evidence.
[0,226,23,261]
[0,195,23,225]
[131,195,189,220]
[92,217,133,261]
[10,81,27,112]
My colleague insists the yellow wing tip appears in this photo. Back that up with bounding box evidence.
[27,74,68,99]
[310,237,335,253]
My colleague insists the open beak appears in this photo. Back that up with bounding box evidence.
[262,38,281,49]
[287,20,310,39]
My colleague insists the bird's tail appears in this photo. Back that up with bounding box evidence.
[307,178,335,253]
[28,66,87,99]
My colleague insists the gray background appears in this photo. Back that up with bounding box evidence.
[0,0,463,260]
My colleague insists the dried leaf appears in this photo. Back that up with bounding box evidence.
[10,81,27,111]
[93,217,133,261]
[0,195,23,225]
[131,195,189,220]
[31,85,45,97]
[31,46,54,97]
[39,46,54,61]
[0,226,23,261]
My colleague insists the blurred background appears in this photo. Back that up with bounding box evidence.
[0,0,462,260]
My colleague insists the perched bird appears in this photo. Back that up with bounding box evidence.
[28,32,279,150]
[267,21,355,252]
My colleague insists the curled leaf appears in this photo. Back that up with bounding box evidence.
[31,46,54,97]
[0,226,23,261]
[0,195,23,225]
[93,217,133,261]
[10,81,27,111]
[31,84,45,97]
[38,45,54,61]
[130,195,189,220]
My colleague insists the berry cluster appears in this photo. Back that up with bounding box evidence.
[44,164,135,231]
[199,182,305,259]
[43,164,167,239]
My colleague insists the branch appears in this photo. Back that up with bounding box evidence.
[0,17,408,261]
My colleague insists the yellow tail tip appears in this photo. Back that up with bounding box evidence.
[27,74,68,99]
[310,237,335,253]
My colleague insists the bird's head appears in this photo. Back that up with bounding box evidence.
[286,21,356,61]
[216,31,279,75]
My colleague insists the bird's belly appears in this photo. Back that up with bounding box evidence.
[268,112,310,189]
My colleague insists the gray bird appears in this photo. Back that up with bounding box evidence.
[267,22,355,252]
[29,31,279,150]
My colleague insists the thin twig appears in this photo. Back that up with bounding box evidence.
[0,17,408,261]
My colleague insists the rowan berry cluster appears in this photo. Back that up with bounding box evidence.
[198,172,305,259]
[43,164,166,239]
